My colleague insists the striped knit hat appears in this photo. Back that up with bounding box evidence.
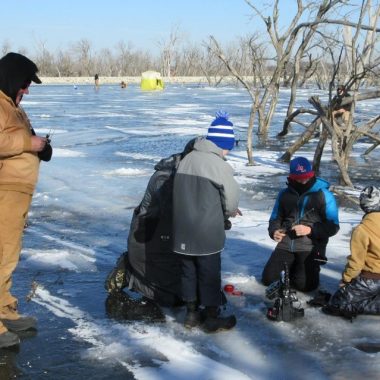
[206,111,235,150]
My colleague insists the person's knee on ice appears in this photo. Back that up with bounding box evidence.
[261,266,280,286]
[291,276,319,292]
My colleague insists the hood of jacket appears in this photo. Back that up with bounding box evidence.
[154,153,182,172]
[0,52,41,104]
[154,137,199,172]
[193,137,224,158]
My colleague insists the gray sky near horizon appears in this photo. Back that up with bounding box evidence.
[1,0,301,55]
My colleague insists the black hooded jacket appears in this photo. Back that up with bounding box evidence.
[0,52,41,104]
[124,139,197,306]
[0,53,51,161]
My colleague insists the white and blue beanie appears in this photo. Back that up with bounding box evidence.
[206,111,235,150]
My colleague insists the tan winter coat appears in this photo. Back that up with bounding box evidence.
[0,90,39,195]
[343,212,380,283]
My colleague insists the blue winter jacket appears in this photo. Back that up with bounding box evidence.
[268,177,339,255]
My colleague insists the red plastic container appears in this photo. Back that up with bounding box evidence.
[224,284,235,293]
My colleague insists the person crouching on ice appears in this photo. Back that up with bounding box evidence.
[323,186,380,318]
[172,111,241,333]
[262,156,340,292]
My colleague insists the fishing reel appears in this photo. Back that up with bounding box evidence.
[266,295,305,322]
[265,263,304,322]
[265,279,282,300]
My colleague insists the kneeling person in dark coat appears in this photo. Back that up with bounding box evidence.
[105,139,197,321]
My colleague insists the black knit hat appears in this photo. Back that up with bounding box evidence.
[0,52,41,103]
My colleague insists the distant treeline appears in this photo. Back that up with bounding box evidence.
[3,36,379,89]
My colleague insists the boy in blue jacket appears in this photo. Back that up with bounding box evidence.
[262,157,339,292]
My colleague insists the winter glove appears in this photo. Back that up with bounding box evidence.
[38,142,53,162]
[224,219,232,230]
[105,252,128,293]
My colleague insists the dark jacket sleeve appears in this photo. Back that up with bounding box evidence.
[133,169,175,243]
[268,190,286,239]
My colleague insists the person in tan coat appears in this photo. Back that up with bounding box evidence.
[323,186,380,318]
[0,52,51,348]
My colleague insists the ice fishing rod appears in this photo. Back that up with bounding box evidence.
[292,207,315,227]
[314,258,335,264]
[281,207,315,233]
[291,208,335,265]
[46,124,58,143]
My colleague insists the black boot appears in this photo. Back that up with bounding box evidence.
[0,331,20,348]
[201,306,236,333]
[184,301,200,328]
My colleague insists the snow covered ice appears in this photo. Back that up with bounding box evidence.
[2,83,380,379]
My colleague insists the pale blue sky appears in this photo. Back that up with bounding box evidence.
[0,0,300,55]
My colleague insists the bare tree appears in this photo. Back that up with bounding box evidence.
[157,25,183,77]
[33,38,56,76]
[55,50,74,77]
[208,36,262,165]
[1,40,11,56]
[207,1,342,163]
[285,1,344,120]
[280,0,380,187]
[177,44,202,76]
[115,41,134,76]
[72,39,93,76]
[245,0,349,137]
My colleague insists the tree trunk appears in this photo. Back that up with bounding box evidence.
[313,127,328,175]
[246,103,256,166]
[262,90,279,136]
[364,141,380,155]
[279,108,319,136]
[279,117,321,162]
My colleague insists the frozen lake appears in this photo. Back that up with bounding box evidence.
[1,83,380,379]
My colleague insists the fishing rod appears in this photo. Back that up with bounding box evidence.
[46,123,58,143]
[281,207,315,233]
[21,103,57,144]
[289,207,333,264]
[292,207,315,227]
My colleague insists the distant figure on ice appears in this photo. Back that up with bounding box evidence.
[0,52,52,348]
[323,186,380,319]
[172,111,241,333]
[262,156,339,293]
[94,73,99,89]
[120,81,127,89]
